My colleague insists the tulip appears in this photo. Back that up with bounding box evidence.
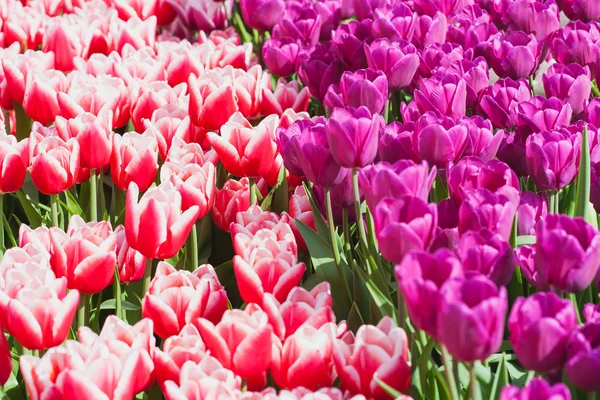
[288,186,317,253]
[550,21,600,79]
[586,99,600,130]
[166,136,214,167]
[412,112,469,168]
[509,292,577,373]
[378,121,416,163]
[500,379,571,400]
[276,118,320,179]
[114,225,146,284]
[517,191,548,236]
[364,39,419,91]
[526,129,580,191]
[2,49,55,106]
[395,249,463,338]
[130,81,185,133]
[113,15,157,53]
[325,106,383,169]
[331,20,373,71]
[438,276,508,362]
[212,178,267,232]
[557,0,600,22]
[22,69,69,126]
[352,0,386,20]
[111,130,159,192]
[41,17,84,72]
[324,69,389,115]
[173,0,231,32]
[144,107,190,161]
[261,79,310,117]
[29,136,80,195]
[565,321,600,392]
[262,38,302,78]
[298,44,344,102]
[460,116,502,162]
[481,31,541,79]
[412,12,448,48]
[126,181,199,260]
[0,323,9,386]
[515,97,573,138]
[143,262,228,338]
[272,322,337,390]
[373,196,438,264]
[543,64,592,115]
[195,306,275,390]
[584,303,600,323]
[371,3,417,43]
[502,0,560,41]
[516,244,548,291]
[112,0,158,22]
[0,131,27,193]
[240,0,285,31]
[414,75,467,121]
[478,78,532,130]
[273,8,322,48]
[188,69,238,132]
[160,162,216,219]
[535,214,600,293]
[333,317,411,399]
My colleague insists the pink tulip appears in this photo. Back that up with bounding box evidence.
[112,130,159,192]
[188,68,239,132]
[22,69,69,126]
[211,177,267,232]
[1,49,54,106]
[0,323,10,386]
[125,181,199,259]
[166,136,217,167]
[0,131,28,193]
[143,106,191,160]
[142,262,228,338]
[288,186,318,253]
[112,16,157,53]
[41,16,84,72]
[160,161,216,217]
[29,136,80,195]
[18,225,68,259]
[115,225,146,284]
[130,81,186,133]
[261,79,310,116]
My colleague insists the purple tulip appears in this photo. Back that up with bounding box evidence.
[395,248,463,339]
[502,0,560,41]
[378,121,416,163]
[331,19,373,71]
[500,379,571,400]
[313,168,355,224]
[437,58,490,107]
[176,0,231,32]
[412,112,469,168]
[373,196,438,264]
[516,244,549,291]
[498,131,529,177]
[565,321,600,391]
[262,38,302,78]
[371,3,417,43]
[352,0,385,20]
[477,0,508,22]
[478,77,532,130]
[447,5,498,50]
[414,75,467,121]
[525,129,581,191]
[460,116,502,161]
[430,227,461,252]
[412,12,448,49]
[515,97,573,139]
[324,69,389,114]
[417,42,465,79]
[591,161,600,214]
[273,7,323,47]
[359,160,435,209]
[584,303,600,323]
[364,38,419,90]
[240,0,285,31]
[325,106,384,168]
[550,21,600,79]
[535,214,600,293]
[313,0,342,41]
[542,63,592,115]
[557,0,600,22]
[413,0,467,16]
[509,292,578,373]
[456,230,516,287]
[437,199,460,230]
[480,31,541,80]
[437,276,507,362]
[298,44,345,101]
[458,186,520,240]
[517,191,548,236]
[585,98,600,128]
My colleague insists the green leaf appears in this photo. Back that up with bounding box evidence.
[214,260,242,308]
[489,353,510,400]
[261,164,286,212]
[99,299,140,311]
[301,182,329,241]
[575,125,592,223]
[14,190,42,228]
[60,190,85,218]
[515,235,535,247]
[3,213,16,248]
[374,375,403,398]
[273,164,289,214]
[196,214,213,265]
[353,264,397,320]
[347,302,364,333]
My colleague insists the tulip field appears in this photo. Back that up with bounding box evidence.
[3,0,600,399]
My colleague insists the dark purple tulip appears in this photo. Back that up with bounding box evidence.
[565,321,600,391]
[550,21,600,80]
[585,98,600,128]
[557,0,600,22]
[413,0,467,16]
[456,230,516,286]
[502,0,560,41]
[542,63,592,115]
[500,379,571,400]
[395,248,463,339]
[417,42,465,79]
[365,39,419,90]
[481,31,541,80]
[437,276,507,362]
[447,5,498,50]
[331,19,373,71]
[276,119,313,178]
[477,0,508,22]
[460,116,502,161]
[525,129,581,191]
[584,303,600,323]
[516,244,549,291]
[515,97,573,139]
[325,106,384,168]
[412,112,469,169]
[324,69,388,114]
[371,3,417,43]
[509,292,578,373]
[517,191,548,236]
[437,58,490,108]
[240,0,285,31]
[430,227,460,251]
[262,38,302,78]
[378,121,416,163]
[414,75,467,121]
[590,161,600,214]
[478,78,532,130]
[313,168,354,225]
[373,196,438,264]
[437,199,460,230]
[352,0,385,20]
[458,186,520,240]
[359,160,435,210]
[536,214,600,293]
[313,0,342,41]
[273,8,323,47]
[498,131,529,178]
[298,44,345,101]
[412,12,448,49]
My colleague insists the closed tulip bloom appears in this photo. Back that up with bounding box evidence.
[395,249,463,338]
[126,181,199,259]
[535,214,600,293]
[272,322,337,391]
[558,0,600,22]
[412,112,469,168]
[240,0,285,31]
[325,106,383,169]
[478,77,532,130]
[502,0,560,41]
[359,160,435,210]
[373,196,438,264]
[365,39,419,90]
[509,292,577,373]
[516,244,549,291]
[565,321,600,392]
[378,121,416,163]
[144,107,190,160]
[0,131,28,193]
[0,323,9,386]
[515,97,573,138]
[526,129,581,191]
[111,130,159,192]
[211,178,267,232]
[500,379,571,400]
[460,116,503,162]
[550,21,600,78]
[2,48,55,106]
[352,0,385,20]
[438,276,508,362]
[371,3,417,43]
[261,79,310,117]
[324,69,389,115]
[334,317,410,399]
[161,162,215,218]
[585,99,600,131]
[22,69,69,126]
[195,306,275,389]
[543,64,592,115]
[298,44,344,102]
[30,136,80,195]
[114,225,146,284]
[414,75,467,122]
[331,20,373,71]
[482,31,541,79]
[130,81,185,134]
[517,191,548,236]
[42,16,84,72]
[273,7,322,48]
[262,38,302,78]
[143,262,228,338]
[288,186,317,253]
[187,70,238,132]
[276,118,321,178]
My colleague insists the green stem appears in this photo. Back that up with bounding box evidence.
[469,362,482,400]
[142,258,153,300]
[114,268,122,320]
[342,208,353,266]
[249,177,257,206]
[3,110,9,136]
[440,345,460,400]
[89,169,98,221]
[325,188,352,306]
[588,392,597,400]
[548,190,560,214]
[352,169,369,253]
[592,81,600,98]
[0,194,4,257]
[50,194,59,227]
[189,222,199,271]
[98,169,105,220]
[77,293,89,329]
[569,292,582,323]
[13,101,32,142]
[383,95,390,124]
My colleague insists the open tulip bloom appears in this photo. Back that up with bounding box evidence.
[3,1,600,399]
